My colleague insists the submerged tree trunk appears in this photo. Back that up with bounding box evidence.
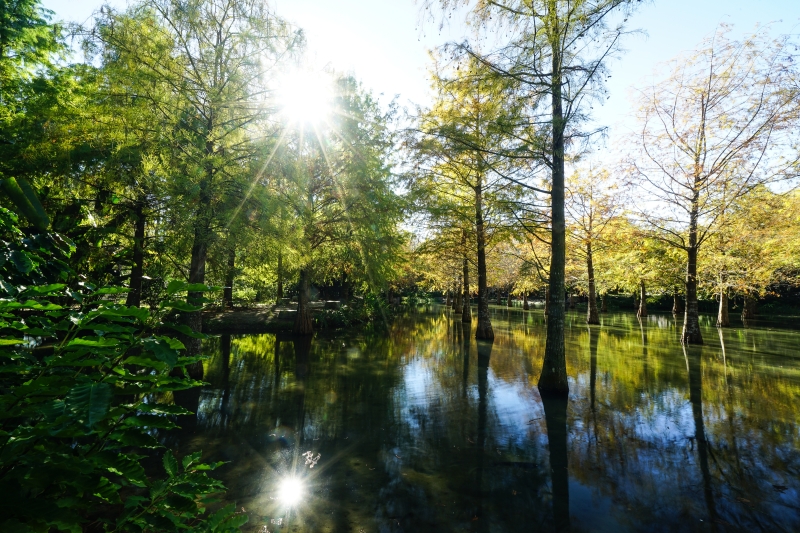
[454,279,462,312]
[462,253,472,323]
[497,291,503,306]
[276,252,284,304]
[637,280,647,318]
[672,287,684,315]
[125,201,145,308]
[293,268,313,336]
[600,292,607,313]
[568,294,575,309]
[741,292,757,320]
[716,289,729,327]
[445,290,452,307]
[586,241,599,324]
[506,293,512,307]
[223,247,235,309]
[523,293,529,311]
[475,182,494,340]
[538,46,568,395]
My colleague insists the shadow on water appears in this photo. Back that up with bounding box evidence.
[168,306,800,532]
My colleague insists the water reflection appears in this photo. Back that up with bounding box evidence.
[172,306,800,532]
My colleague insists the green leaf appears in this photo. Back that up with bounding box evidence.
[9,250,34,274]
[93,287,130,295]
[65,382,112,427]
[20,284,65,296]
[181,451,201,470]
[142,337,178,367]
[163,451,178,478]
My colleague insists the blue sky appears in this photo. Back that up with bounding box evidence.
[43,0,799,148]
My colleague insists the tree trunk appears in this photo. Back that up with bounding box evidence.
[681,224,703,344]
[276,252,284,304]
[454,279,462,312]
[445,290,452,307]
[506,293,512,307]
[539,44,567,396]
[462,253,472,323]
[637,280,647,318]
[568,293,575,309]
[544,287,550,316]
[475,182,494,340]
[741,292,757,320]
[223,246,235,309]
[185,225,209,379]
[497,291,503,306]
[672,287,684,315]
[600,292,607,313]
[125,201,145,308]
[586,241,599,324]
[293,268,313,335]
[716,289,729,327]
[523,293,530,311]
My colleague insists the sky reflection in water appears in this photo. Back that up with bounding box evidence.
[172,306,800,532]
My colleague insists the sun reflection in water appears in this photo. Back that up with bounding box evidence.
[278,476,304,507]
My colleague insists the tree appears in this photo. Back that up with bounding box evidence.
[566,167,621,324]
[90,0,299,358]
[409,55,523,340]
[628,27,800,344]
[427,0,641,395]
[271,74,403,335]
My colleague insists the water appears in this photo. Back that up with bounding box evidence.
[174,306,800,532]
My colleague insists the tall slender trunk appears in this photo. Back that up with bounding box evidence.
[682,213,703,343]
[293,268,313,335]
[475,181,493,340]
[506,292,512,307]
[716,289,729,327]
[600,292,607,313]
[586,241,599,324]
[462,241,472,323]
[637,280,647,318]
[125,201,145,308]
[223,246,235,309]
[539,42,567,395]
[523,293,530,311]
[445,290,452,307]
[454,278,462,312]
[276,252,284,303]
[568,294,575,309]
[184,223,209,379]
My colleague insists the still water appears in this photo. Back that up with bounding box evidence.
[173,306,800,532]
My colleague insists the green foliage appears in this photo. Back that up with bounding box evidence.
[0,206,244,532]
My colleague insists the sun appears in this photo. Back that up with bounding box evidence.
[276,69,333,125]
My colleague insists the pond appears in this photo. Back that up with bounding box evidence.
[170,305,800,532]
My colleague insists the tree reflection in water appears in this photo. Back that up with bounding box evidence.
[170,307,800,532]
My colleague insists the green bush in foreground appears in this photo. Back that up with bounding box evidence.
[0,204,245,532]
